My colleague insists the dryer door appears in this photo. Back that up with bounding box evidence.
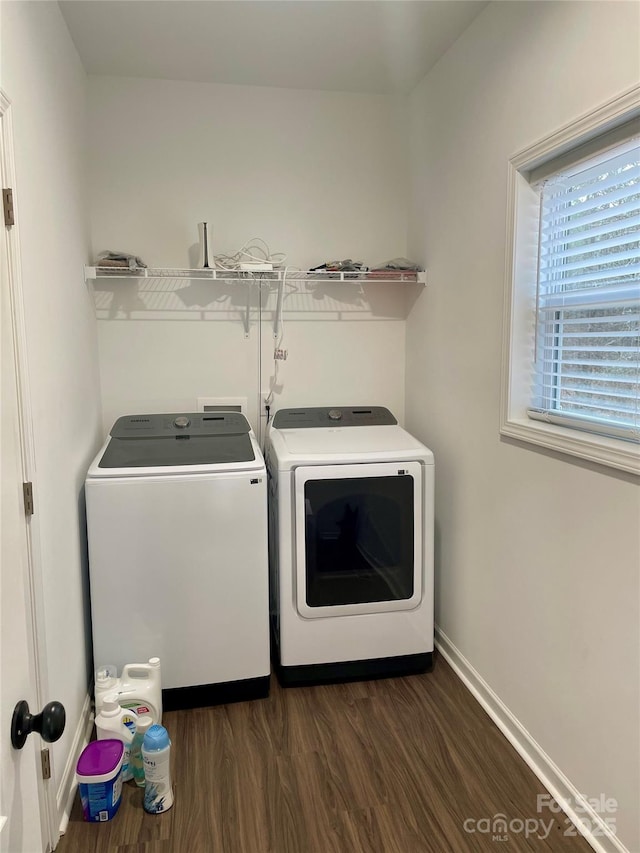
[294,462,423,619]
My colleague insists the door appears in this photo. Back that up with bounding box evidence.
[294,461,423,619]
[1,92,51,853]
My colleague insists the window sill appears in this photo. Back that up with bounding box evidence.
[500,417,639,476]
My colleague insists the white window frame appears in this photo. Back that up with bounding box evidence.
[500,84,640,476]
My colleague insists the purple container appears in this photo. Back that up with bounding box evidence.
[76,739,124,822]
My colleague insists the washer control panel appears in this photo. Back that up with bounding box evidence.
[110,412,250,438]
[272,406,397,429]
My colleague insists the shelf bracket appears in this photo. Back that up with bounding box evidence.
[273,278,284,339]
[243,285,251,339]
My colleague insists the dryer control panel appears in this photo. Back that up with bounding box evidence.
[272,407,397,429]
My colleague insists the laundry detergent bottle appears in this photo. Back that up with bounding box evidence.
[118,658,162,722]
[95,694,137,782]
[142,725,174,814]
[94,664,118,714]
[129,715,154,788]
[95,657,162,723]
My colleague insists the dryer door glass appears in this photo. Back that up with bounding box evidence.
[304,474,414,608]
[294,461,425,619]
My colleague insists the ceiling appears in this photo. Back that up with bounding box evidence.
[59,0,488,95]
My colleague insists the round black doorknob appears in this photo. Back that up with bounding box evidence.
[11,699,66,750]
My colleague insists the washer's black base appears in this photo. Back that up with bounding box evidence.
[274,650,433,687]
[162,675,270,711]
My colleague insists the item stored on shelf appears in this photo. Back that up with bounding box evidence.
[197,222,212,268]
[94,250,147,270]
[367,257,422,280]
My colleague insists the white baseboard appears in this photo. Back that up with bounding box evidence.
[56,692,93,837]
[435,627,629,853]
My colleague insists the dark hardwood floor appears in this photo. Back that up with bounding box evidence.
[58,657,591,852]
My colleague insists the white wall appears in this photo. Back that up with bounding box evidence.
[1,0,102,827]
[407,1,640,849]
[87,77,409,433]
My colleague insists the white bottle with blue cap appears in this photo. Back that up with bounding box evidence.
[142,724,173,813]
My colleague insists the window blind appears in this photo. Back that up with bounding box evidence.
[529,136,640,443]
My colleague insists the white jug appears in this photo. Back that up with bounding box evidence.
[95,657,162,723]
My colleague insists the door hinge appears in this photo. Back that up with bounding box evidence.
[23,482,34,516]
[3,188,14,227]
[41,748,51,780]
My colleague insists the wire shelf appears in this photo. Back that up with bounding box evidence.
[84,266,426,285]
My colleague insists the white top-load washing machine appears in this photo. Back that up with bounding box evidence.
[266,406,434,685]
[86,412,270,709]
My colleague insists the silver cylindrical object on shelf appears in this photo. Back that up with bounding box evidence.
[197,222,212,269]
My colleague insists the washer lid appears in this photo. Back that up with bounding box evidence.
[97,412,255,469]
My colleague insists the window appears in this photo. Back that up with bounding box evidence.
[501,86,640,475]
[531,137,639,440]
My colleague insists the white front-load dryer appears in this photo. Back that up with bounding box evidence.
[265,406,434,685]
[86,412,270,709]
